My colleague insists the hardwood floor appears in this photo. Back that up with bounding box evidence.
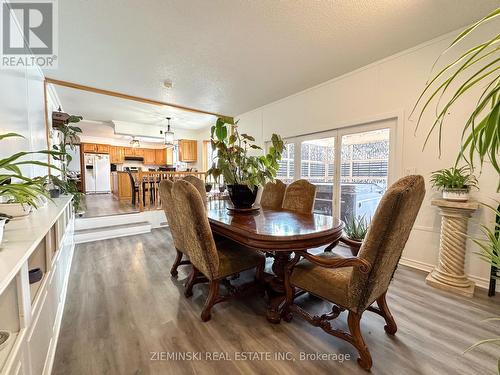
[53,228,500,375]
[80,194,138,218]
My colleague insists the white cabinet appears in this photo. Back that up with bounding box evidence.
[0,197,75,375]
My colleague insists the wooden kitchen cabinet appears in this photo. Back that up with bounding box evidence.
[123,147,134,156]
[96,144,110,153]
[109,146,124,163]
[81,143,109,154]
[134,148,144,157]
[143,148,156,164]
[178,139,197,162]
[82,143,97,153]
[155,148,166,165]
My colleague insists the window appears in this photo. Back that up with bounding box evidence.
[276,143,295,183]
[300,137,335,215]
[340,129,390,222]
[267,119,394,221]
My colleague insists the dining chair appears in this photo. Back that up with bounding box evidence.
[283,175,425,370]
[260,180,286,209]
[172,179,265,322]
[159,179,190,277]
[182,175,207,203]
[282,179,317,213]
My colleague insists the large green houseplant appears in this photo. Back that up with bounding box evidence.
[50,116,84,213]
[0,133,60,217]
[412,7,500,372]
[207,117,284,208]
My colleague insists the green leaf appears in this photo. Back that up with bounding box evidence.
[0,133,24,140]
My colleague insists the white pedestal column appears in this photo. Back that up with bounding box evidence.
[425,199,478,297]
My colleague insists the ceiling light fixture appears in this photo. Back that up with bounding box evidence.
[130,137,140,148]
[164,117,174,147]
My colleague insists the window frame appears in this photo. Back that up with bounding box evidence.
[268,118,397,218]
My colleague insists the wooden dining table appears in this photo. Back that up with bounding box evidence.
[206,200,344,323]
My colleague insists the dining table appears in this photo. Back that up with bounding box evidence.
[206,199,344,323]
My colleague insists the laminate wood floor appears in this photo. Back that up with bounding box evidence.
[53,228,500,375]
[80,194,138,218]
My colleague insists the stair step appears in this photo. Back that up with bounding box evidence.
[75,221,151,244]
[75,212,146,231]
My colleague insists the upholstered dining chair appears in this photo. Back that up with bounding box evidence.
[283,175,425,370]
[260,180,286,209]
[172,179,266,322]
[159,179,190,277]
[282,179,317,214]
[182,175,207,203]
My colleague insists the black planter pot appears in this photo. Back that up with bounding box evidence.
[49,188,60,198]
[205,184,212,193]
[28,268,43,284]
[227,184,258,209]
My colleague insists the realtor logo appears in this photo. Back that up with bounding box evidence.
[1,1,58,69]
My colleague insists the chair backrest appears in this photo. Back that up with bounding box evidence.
[260,180,286,210]
[351,175,425,311]
[172,180,219,280]
[282,179,317,214]
[159,180,184,252]
[183,175,207,203]
[127,171,136,188]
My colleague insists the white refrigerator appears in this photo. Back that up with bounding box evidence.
[84,153,111,193]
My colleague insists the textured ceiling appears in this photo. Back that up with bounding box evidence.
[48,0,499,127]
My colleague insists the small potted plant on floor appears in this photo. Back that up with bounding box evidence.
[207,117,284,209]
[430,166,478,202]
[342,214,369,256]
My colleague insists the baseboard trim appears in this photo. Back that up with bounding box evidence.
[399,257,492,290]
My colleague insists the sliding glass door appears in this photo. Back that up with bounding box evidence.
[269,120,394,221]
[300,137,335,215]
[340,128,390,222]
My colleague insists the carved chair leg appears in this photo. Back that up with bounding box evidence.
[376,292,397,335]
[347,311,373,371]
[170,249,183,277]
[184,267,200,298]
[201,280,220,322]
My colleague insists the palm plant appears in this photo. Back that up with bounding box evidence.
[411,8,499,189]
[412,8,500,372]
[0,133,60,208]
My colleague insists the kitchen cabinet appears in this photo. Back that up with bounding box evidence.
[96,144,110,153]
[111,172,133,200]
[123,147,134,156]
[155,148,166,165]
[178,139,197,162]
[82,143,97,153]
[109,146,124,163]
[143,148,156,164]
[81,143,109,154]
[134,148,144,157]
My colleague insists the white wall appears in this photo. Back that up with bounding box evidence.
[0,66,51,179]
[236,23,500,288]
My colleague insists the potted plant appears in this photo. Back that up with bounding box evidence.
[207,117,284,209]
[0,133,60,218]
[342,215,369,256]
[430,166,478,201]
[51,116,85,214]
